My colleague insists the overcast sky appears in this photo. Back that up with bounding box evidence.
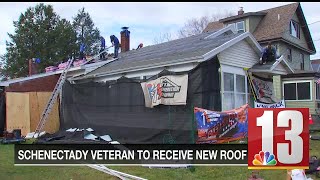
[0,2,319,59]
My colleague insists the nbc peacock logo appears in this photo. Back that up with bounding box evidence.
[252,151,277,166]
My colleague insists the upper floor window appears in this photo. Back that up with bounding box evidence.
[300,53,304,70]
[289,20,300,39]
[227,21,245,33]
[236,21,245,33]
[287,48,292,62]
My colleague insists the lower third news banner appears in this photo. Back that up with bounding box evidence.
[15,144,248,166]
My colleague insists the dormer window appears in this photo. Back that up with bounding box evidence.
[236,21,245,33]
[290,20,300,39]
[226,20,245,33]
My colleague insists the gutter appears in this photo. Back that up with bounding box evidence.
[70,56,203,81]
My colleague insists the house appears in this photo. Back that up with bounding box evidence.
[204,2,319,119]
[204,3,316,71]
[311,59,320,72]
[62,25,294,143]
[70,25,293,110]
[0,27,134,136]
[0,25,294,142]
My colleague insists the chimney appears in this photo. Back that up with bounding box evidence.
[120,27,130,52]
[238,7,244,15]
[28,58,39,76]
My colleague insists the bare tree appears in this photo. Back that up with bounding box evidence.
[153,32,174,44]
[177,11,235,38]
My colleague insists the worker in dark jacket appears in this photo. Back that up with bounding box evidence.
[79,43,86,60]
[136,43,143,50]
[99,36,106,60]
[260,42,277,65]
[110,35,119,58]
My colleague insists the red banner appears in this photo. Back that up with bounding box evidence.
[195,104,249,144]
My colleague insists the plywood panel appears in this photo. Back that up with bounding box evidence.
[6,92,30,136]
[29,92,41,132]
[30,92,60,134]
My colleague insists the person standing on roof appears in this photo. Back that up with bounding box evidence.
[110,35,119,58]
[99,36,106,60]
[260,42,277,65]
[79,43,86,60]
[136,43,143,50]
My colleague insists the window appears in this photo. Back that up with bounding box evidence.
[287,48,292,62]
[222,72,247,110]
[300,53,304,70]
[289,20,300,39]
[283,81,312,101]
[223,73,235,110]
[236,21,245,33]
[316,82,320,100]
[227,21,245,33]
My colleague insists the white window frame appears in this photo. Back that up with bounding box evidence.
[236,21,245,33]
[282,80,312,102]
[226,20,245,33]
[289,20,300,39]
[221,65,248,111]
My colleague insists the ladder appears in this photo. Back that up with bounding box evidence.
[33,58,75,138]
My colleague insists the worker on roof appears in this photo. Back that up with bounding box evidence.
[260,42,277,65]
[79,43,86,60]
[136,43,143,50]
[110,35,119,58]
[99,36,106,60]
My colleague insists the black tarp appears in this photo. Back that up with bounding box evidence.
[59,57,221,144]
[0,90,6,136]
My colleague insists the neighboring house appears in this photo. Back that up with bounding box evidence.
[311,59,320,72]
[71,26,293,111]
[203,3,316,71]
[204,3,319,119]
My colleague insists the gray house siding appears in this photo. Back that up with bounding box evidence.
[276,41,311,70]
[282,13,309,51]
[217,40,260,68]
[248,16,264,34]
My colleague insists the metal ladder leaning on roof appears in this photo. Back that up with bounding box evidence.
[33,58,75,138]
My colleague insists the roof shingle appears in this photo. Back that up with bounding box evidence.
[81,31,242,78]
[203,21,224,33]
[253,3,299,42]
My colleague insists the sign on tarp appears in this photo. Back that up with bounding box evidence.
[194,104,249,144]
[249,75,278,104]
[254,100,286,108]
[141,75,188,108]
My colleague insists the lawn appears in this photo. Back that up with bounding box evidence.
[0,131,319,180]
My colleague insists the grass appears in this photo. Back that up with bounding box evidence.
[0,132,319,180]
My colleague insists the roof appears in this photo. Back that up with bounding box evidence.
[311,59,320,72]
[249,54,294,75]
[0,59,109,86]
[253,3,299,42]
[282,71,320,78]
[219,12,267,23]
[203,21,224,33]
[72,26,262,81]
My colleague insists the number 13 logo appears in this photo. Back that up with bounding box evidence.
[248,108,309,169]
